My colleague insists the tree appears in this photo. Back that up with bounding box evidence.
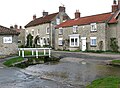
[34,35,39,47]
[26,33,33,48]
[110,38,119,52]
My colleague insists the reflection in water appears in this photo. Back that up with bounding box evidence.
[22,57,120,87]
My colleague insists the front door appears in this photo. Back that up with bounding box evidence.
[81,37,86,51]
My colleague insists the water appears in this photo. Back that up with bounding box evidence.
[21,57,120,87]
[1,57,120,88]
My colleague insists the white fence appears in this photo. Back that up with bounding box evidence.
[18,48,51,58]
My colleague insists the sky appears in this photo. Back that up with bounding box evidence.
[0,0,113,28]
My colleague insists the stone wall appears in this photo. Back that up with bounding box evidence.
[0,35,18,55]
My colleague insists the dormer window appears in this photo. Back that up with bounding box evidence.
[56,18,60,25]
[73,25,78,33]
[91,23,97,32]
[59,28,63,35]
[46,27,50,34]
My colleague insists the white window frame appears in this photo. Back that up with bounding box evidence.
[31,29,34,35]
[59,28,63,35]
[46,27,50,34]
[3,36,12,43]
[73,25,78,33]
[70,37,79,47]
[37,29,40,35]
[58,38,63,46]
[90,37,97,46]
[56,18,60,25]
[91,23,97,32]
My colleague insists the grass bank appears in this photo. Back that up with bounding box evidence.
[3,57,24,67]
[87,76,120,88]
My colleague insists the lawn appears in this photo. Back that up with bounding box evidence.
[3,57,24,67]
[112,60,120,64]
[87,76,120,88]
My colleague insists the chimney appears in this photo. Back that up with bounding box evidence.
[118,0,120,9]
[112,0,118,12]
[10,26,14,29]
[59,6,65,12]
[19,26,22,29]
[43,11,48,17]
[75,10,80,19]
[14,24,18,29]
[33,14,36,20]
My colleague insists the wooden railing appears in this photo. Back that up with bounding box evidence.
[18,48,51,58]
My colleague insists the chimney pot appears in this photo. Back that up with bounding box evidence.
[33,15,36,20]
[14,24,18,29]
[118,0,120,9]
[43,11,48,17]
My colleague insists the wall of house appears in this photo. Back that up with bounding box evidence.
[25,23,50,45]
[106,15,120,51]
[18,29,25,47]
[55,23,106,51]
[0,35,18,55]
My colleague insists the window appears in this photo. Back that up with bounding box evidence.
[31,29,34,35]
[90,37,97,46]
[56,18,60,25]
[46,38,49,45]
[58,38,63,45]
[46,27,50,34]
[70,37,79,47]
[18,40,22,43]
[73,25,78,33]
[37,29,40,35]
[59,28,63,35]
[3,37,12,43]
[91,23,97,32]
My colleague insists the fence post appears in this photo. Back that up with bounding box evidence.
[32,50,34,56]
[36,49,38,58]
[22,50,24,57]
[44,49,46,55]
[49,48,51,57]
[19,50,21,56]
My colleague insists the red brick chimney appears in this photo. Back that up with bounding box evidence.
[112,0,118,12]
[59,6,65,12]
[75,10,80,19]
[43,11,48,17]
[33,14,36,20]
[118,0,120,9]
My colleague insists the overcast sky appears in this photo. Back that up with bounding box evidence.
[0,0,113,28]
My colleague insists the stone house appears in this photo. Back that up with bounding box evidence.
[0,25,19,55]
[25,6,70,48]
[55,0,120,51]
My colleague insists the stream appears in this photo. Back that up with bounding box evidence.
[0,57,120,88]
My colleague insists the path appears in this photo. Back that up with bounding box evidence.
[52,50,120,60]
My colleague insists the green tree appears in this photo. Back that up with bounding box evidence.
[110,38,119,52]
[26,33,33,48]
[34,35,39,47]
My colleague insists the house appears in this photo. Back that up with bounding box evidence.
[0,25,19,55]
[25,6,70,48]
[10,25,25,47]
[55,0,120,51]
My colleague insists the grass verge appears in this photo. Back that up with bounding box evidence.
[3,57,24,67]
[86,76,120,88]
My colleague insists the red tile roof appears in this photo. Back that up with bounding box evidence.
[0,25,19,35]
[25,12,58,28]
[56,12,117,28]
